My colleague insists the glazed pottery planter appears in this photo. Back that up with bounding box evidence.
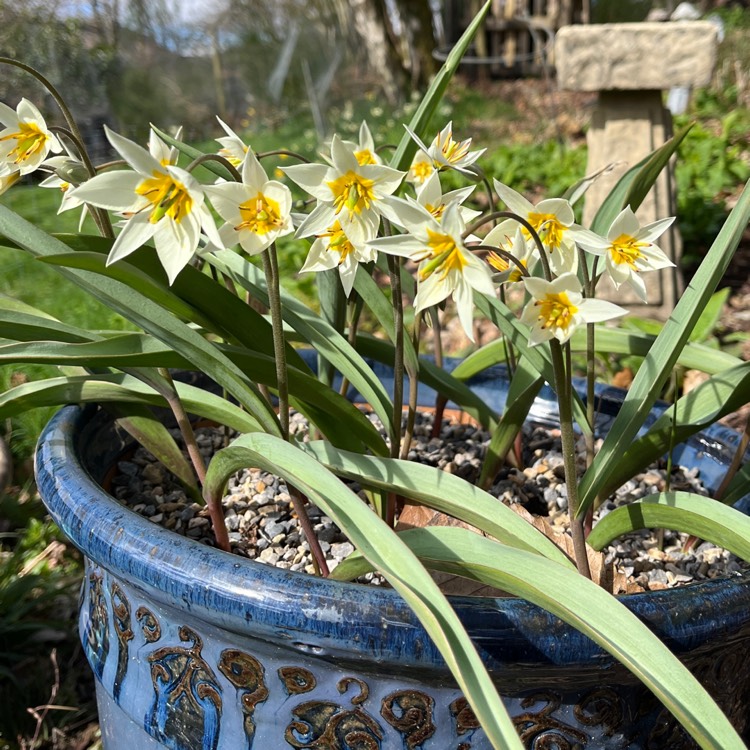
[36,364,750,749]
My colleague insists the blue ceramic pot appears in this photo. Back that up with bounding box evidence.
[35,365,750,749]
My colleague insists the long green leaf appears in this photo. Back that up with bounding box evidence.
[0,336,387,456]
[104,404,200,498]
[44,236,310,372]
[207,249,395,438]
[593,362,750,503]
[579,180,750,515]
[302,440,573,567]
[587,492,750,560]
[353,334,498,430]
[569,326,742,374]
[590,125,693,235]
[457,326,743,379]
[390,1,491,170]
[203,432,524,750]
[0,375,262,434]
[337,526,743,750]
[0,208,282,436]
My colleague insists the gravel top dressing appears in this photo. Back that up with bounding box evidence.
[109,413,747,594]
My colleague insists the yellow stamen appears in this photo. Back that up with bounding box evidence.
[136,171,193,224]
[327,171,376,216]
[410,160,433,184]
[425,202,446,221]
[419,229,466,281]
[0,121,48,166]
[355,148,376,166]
[317,221,354,265]
[527,212,566,252]
[535,292,578,331]
[610,233,647,270]
[437,129,470,163]
[236,192,284,235]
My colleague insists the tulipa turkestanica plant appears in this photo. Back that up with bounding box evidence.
[2,5,750,748]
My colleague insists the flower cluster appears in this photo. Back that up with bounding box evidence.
[9,102,676,349]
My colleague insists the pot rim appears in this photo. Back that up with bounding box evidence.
[36,392,750,673]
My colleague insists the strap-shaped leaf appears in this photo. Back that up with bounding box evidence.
[587,491,750,561]
[593,362,750,503]
[579,181,750,516]
[302,439,573,567]
[0,207,281,435]
[44,236,310,372]
[207,249,395,439]
[0,374,262,434]
[590,125,692,235]
[336,525,743,750]
[103,403,200,498]
[569,326,742,374]
[353,334,498,430]
[0,336,387,456]
[203,431,524,750]
[389,1,491,171]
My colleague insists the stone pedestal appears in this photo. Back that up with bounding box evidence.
[555,22,718,317]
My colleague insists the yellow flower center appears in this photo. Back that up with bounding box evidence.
[535,292,578,331]
[437,130,469,164]
[527,212,565,252]
[328,171,376,216]
[354,148,376,166]
[317,221,354,265]
[410,160,433,184]
[487,251,526,282]
[425,202,446,221]
[610,233,646,270]
[236,191,284,235]
[419,229,466,281]
[136,171,193,224]
[0,121,49,166]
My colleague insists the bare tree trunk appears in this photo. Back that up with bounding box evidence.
[348,0,403,105]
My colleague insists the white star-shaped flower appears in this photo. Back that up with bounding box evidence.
[521,273,627,346]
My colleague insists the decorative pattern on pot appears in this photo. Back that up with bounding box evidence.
[77,559,739,749]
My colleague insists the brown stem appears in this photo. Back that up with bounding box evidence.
[290,487,330,577]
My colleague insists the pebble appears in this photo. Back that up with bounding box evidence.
[110,420,747,592]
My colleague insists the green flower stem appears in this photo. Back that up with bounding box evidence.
[429,307,447,439]
[549,340,592,579]
[385,253,406,528]
[577,247,596,469]
[338,297,363,397]
[187,153,241,181]
[400,312,423,460]
[464,211,552,281]
[256,149,311,164]
[260,246,289,439]
[470,244,530,280]
[387,254,405,457]
[500,285,517,378]
[261,244,329,574]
